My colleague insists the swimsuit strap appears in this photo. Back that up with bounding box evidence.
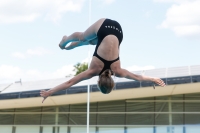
[96,53,119,75]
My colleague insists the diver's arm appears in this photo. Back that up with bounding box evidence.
[116,68,165,87]
[40,69,95,102]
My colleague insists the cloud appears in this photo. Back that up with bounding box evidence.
[24,65,75,81]
[156,0,200,38]
[12,47,52,59]
[11,52,26,59]
[0,65,22,83]
[52,65,75,78]
[153,0,196,3]
[126,65,155,72]
[99,0,116,5]
[81,57,91,64]
[0,64,75,83]
[145,11,152,18]
[26,47,52,56]
[0,64,155,83]
[0,0,85,24]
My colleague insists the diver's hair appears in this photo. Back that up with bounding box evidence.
[98,69,114,94]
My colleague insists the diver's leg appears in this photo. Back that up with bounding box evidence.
[59,18,105,49]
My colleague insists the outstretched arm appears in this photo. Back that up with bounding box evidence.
[116,68,165,87]
[65,37,98,50]
[40,69,95,103]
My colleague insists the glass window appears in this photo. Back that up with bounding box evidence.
[98,114,125,125]
[70,103,87,112]
[90,103,97,112]
[127,127,153,133]
[0,114,14,125]
[15,107,42,112]
[185,114,200,125]
[59,126,68,133]
[185,93,200,115]
[89,114,97,125]
[43,126,53,133]
[59,114,69,125]
[126,114,154,125]
[185,93,200,100]
[172,95,183,100]
[0,109,15,112]
[70,127,95,133]
[42,114,55,125]
[156,126,171,133]
[0,126,12,133]
[14,107,42,125]
[127,102,154,112]
[173,126,183,133]
[155,114,169,125]
[186,126,200,133]
[69,114,86,125]
[98,127,124,133]
[0,109,14,125]
[15,126,40,133]
[126,98,154,125]
[172,96,183,112]
[156,126,183,133]
[59,105,69,125]
[171,96,184,125]
[15,114,41,125]
[155,101,168,113]
[172,101,183,125]
[59,105,69,112]
[155,97,169,125]
[42,106,56,112]
[98,101,125,112]
[185,102,200,112]
[172,114,183,125]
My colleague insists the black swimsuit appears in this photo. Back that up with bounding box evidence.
[93,19,123,75]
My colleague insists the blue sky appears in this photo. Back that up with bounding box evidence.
[0,0,200,83]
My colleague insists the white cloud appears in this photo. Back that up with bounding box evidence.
[81,57,91,64]
[12,52,26,59]
[126,65,155,72]
[52,65,75,78]
[12,47,52,59]
[153,0,196,3]
[145,11,152,18]
[0,64,75,83]
[156,0,200,38]
[99,0,116,5]
[0,64,155,83]
[0,65,22,83]
[0,0,85,24]
[26,47,52,56]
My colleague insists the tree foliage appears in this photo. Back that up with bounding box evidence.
[73,62,88,76]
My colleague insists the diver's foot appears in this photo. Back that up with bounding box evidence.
[59,36,67,49]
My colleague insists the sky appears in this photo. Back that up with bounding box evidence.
[0,0,200,83]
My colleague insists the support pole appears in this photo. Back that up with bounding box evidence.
[168,97,173,133]
[87,0,92,133]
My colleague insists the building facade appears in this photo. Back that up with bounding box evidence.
[0,65,200,133]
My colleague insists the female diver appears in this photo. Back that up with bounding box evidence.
[40,18,165,103]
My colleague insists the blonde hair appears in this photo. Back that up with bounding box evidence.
[97,69,115,94]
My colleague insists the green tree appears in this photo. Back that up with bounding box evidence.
[73,62,88,76]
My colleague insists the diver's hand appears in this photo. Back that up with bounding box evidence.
[40,90,51,103]
[152,77,166,88]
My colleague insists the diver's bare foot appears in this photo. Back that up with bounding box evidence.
[59,36,67,49]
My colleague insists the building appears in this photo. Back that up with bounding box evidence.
[0,65,200,133]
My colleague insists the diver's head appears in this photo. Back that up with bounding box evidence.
[97,69,115,94]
